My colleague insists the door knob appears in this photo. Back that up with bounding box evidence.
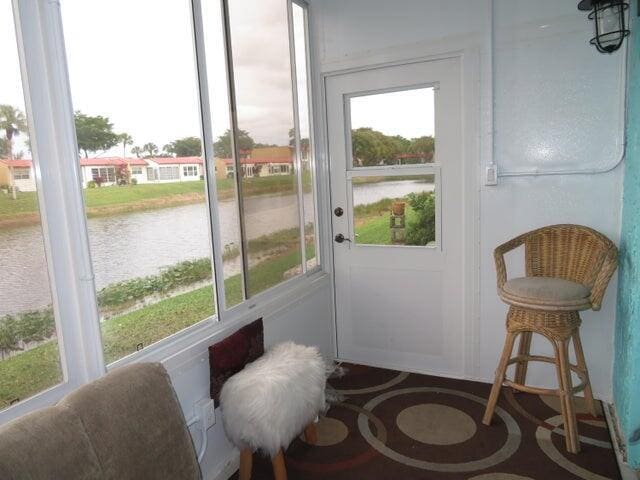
[334,233,351,243]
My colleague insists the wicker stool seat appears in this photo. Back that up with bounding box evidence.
[482,224,618,454]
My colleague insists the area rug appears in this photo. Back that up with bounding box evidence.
[231,362,621,479]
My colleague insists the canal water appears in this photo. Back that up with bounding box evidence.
[0,179,433,315]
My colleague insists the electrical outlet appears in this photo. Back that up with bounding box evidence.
[196,398,216,430]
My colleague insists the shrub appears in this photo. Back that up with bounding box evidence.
[97,258,213,309]
[130,178,138,185]
[87,180,97,188]
[94,176,105,187]
[405,191,436,246]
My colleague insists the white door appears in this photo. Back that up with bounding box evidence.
[327,58,464,377]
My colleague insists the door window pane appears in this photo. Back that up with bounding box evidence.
[350,88,436,167]
[352,175,437,247]
[227,0,303,297]
[62,0,216,363]
[292,2,319,270]
[0,1,63,409]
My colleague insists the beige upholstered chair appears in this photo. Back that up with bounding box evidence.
[482,224,618,454]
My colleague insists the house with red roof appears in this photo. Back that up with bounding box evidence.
[79,157,149,188]
[144,156,204,183]
[0,159,36,192]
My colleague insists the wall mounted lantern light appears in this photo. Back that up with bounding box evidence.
[578,0,630,53]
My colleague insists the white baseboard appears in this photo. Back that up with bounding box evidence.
[603,402,640,480]
[207,448,240,480]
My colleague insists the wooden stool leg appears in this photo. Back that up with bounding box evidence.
[239,449,253,480]
[304,421,318,445]
[271,449,288,480]
[558,339,580,454]
[572,330,597,418]
[483,332,517,426]
[514,331,533,387]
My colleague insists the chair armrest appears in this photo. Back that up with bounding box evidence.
[590,247,618,311]
[494,234,528,290]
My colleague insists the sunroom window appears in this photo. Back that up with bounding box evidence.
[0,1,63,409]
[1,0,320,416]
[61,0,217,364]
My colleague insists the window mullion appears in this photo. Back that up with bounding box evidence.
[220,0,249,301]
[287,0,308,274]
[13,0,106,384]
[190,0,226,319]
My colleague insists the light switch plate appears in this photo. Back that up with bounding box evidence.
[485,164,498,186]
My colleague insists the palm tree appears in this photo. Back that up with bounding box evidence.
[131,146,142,158]
[119,133,133,178]
[0,105,28,200]
[119,133,133,158]
[142,142,159,158]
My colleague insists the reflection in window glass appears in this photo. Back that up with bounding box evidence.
[353,176,436,247]
[227,0,303,297]
[350,88,435,167]
[292,2,319,270]
[0,1,63,409]
[202,0,246,308]
[62,0,216,363]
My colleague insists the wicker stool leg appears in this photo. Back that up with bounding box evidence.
[557,338,580,454]
[483,332,517,426]
[572,330,597,418]
[514,331,533,388]
[239,449,253,480]
[271,449,288,480]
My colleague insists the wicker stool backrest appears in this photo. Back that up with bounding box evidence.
[522,224,618,311]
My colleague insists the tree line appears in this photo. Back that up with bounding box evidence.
[352,127,435,166]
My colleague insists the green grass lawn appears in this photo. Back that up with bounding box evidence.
[0,242,316,408]
[0,341,62,409]
[355,206,418,245]
[0,174,313,222]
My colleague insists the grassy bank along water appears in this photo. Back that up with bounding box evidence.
[0,174,314,228]
[0,242,315,408]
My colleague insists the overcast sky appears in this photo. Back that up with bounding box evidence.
[2,0,434,159]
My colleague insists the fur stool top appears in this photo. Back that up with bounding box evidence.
[220,341,326,459]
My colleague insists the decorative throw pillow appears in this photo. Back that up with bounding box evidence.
[209,318,264,407]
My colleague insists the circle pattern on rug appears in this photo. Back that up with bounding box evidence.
[468,474,534,480]
[538,395,605,427]
[358,387,521,472]
[333,371,410,395]
[300,417,349,447]
[396,403,477,445]
[535,415,612,480]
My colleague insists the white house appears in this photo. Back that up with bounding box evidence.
[79,157,149,188]
[144,156,204,183]
[0,159,36,192]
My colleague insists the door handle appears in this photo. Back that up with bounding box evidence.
[334,233,351,243]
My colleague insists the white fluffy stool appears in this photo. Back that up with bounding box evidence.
[220,341,326,480]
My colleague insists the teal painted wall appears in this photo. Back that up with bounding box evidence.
[615,8,640,469]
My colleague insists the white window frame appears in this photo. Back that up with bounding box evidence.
[2,0,327,423]
[131,166,142,175]
[183,165,198,177]
[13,168,30,179]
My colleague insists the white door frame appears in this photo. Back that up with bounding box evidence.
[319,49,481,380]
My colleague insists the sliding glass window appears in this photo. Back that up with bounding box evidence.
[0,1,63,410]
[61,0,217,364]
[214,0,318,300]
[292,1,319,270]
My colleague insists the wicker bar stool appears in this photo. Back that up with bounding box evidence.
[482,224,618,454]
